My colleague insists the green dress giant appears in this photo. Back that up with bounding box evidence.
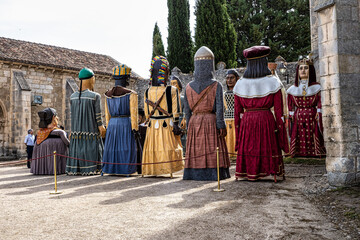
[66,68,104,175]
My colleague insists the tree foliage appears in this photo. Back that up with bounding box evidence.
[194,0,237,68]
[226,0,311,65]
[152,22,165,59]
[167,0,193,73]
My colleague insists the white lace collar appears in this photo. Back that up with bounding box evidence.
[233,75,282,98]
[287,80,321,97]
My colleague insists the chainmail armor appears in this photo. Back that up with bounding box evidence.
[224,91,235,119]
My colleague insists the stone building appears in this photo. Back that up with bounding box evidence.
[310,0,360,186]
[0,37,143,158]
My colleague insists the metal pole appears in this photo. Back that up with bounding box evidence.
[213,147,225,192]
[50,151,62,194]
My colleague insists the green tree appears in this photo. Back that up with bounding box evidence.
[167,0,193,73]
[226,0,310,65]
[152,22,165,59]
[194,0,237,68]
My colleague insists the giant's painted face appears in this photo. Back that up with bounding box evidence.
[299,64,309,80]
[170,80,180,91]
[226,74,238,89]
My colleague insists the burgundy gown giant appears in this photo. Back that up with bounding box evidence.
[234,76,288,180]
[287,85,326,157]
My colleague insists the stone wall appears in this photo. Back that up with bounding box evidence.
[0,61,138,158]
[310,0,360,186]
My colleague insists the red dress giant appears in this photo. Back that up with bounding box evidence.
[287,63,326,157]
[234,76,289,180]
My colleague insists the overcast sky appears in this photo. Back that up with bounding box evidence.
[0,0,196,78]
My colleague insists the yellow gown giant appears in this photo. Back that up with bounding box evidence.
[142,85,183,175]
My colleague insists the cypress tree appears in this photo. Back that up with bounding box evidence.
[226,0,310,65]
[194,0,237,68]
[167,0,193,73]
[152,23,165,59]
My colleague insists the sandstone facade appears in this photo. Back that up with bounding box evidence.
[0,37,141,158]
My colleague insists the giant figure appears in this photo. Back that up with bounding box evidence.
[287,57,326,157]
[31,108,69,175]
[183,46,230,181]
[224,69,240,155]
[102,64,139,175]
[142,56,183,177]
[233,46,288,181]
[170,76,186,154]
[66,68,106,175]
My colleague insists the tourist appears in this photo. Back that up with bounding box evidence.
[102,64,138,175]
[183,46,230,181]
[224,69,240,155]
[66,68,106,175]
[31,108,69,175]
[24,129,35,168]
[287,56,326,157]
[142,56,183,177]
[233,46,288,182]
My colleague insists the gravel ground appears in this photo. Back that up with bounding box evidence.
[292,164,360,239]
[0,163,358,240]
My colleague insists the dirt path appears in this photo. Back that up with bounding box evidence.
[0,165,346,240]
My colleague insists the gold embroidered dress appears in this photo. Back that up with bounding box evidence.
[142,85,183,175]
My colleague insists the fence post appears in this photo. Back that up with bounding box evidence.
[50,151,62,194]
[213,147,225,192]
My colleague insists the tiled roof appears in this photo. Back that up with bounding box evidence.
[0,37,141,78]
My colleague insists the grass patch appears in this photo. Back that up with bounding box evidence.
[283,157,325,165]
[329,186,360,197]
[344,208,360,220]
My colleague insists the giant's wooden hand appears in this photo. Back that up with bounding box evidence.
[98,125,106,138]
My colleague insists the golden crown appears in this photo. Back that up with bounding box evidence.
[298,53,314,65]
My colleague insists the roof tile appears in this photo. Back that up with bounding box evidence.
[0,37,141,78]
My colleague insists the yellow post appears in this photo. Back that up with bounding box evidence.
[213,147,225,192]
[50,151,62,194]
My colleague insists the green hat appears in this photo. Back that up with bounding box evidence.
[79,68,94,80]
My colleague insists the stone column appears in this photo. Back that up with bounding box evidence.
[311,0,360,186]
[64,78,78,135]
[10,70,31,157]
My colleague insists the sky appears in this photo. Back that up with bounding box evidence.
[0,0,196,78]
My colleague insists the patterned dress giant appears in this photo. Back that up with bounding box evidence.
[66,89,104,175]
[183,82,230,181]
[287,83,326,157]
